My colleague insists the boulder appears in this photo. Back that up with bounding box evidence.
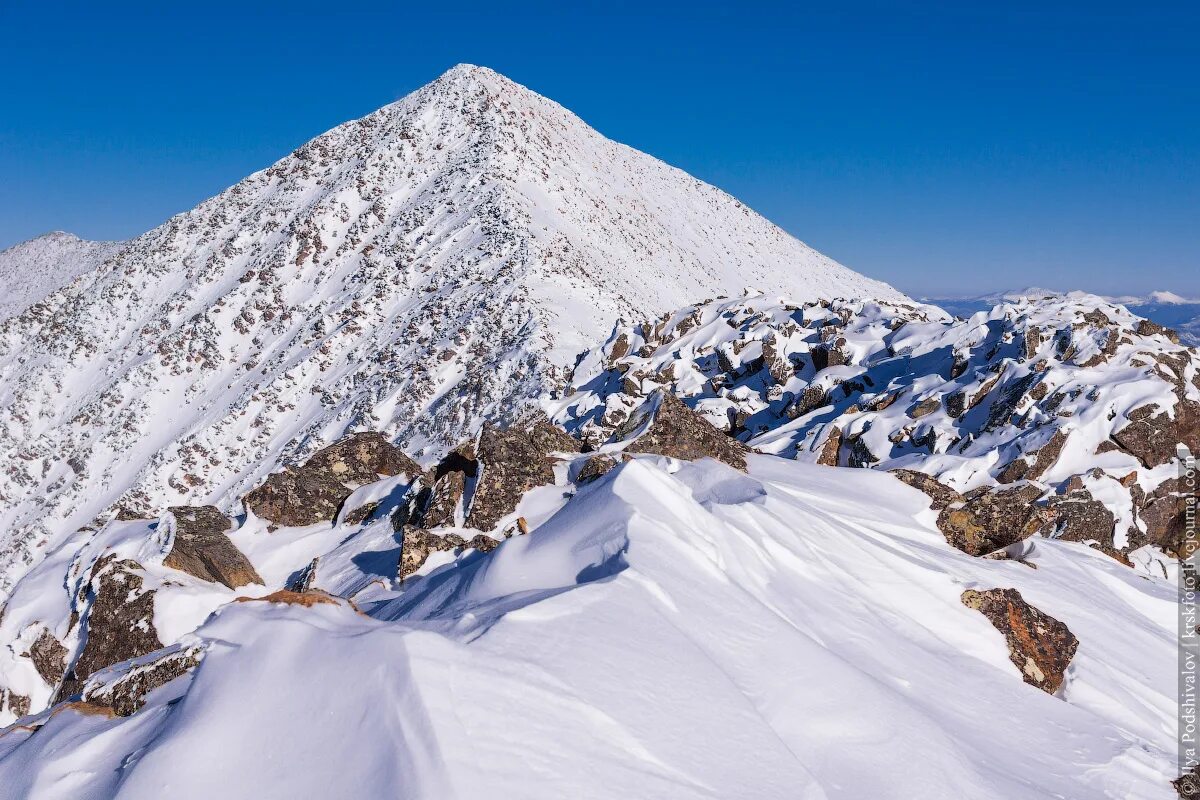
[816,426,842,466]
[165,506,262,589]
[26,628,68,686]
[909,397,940,419]
[890,469,963,511]
[615,391,750,470]
[81,646,202,717]
[936,484,1050,556]
[576,454,618,484]
[1044,490,1117,553]
[1112,402,1200,469]
[58,557,163,702]
[245,432,421,527]
[961,588,1078,694]
[467,421,580,531]
[397,526,501,581]
[1135,478,1192,557]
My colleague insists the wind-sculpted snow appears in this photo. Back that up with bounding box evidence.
[550,292,1198,565]
[0,457,1176,797]
[0,65,902,593]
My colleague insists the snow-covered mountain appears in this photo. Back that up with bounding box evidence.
[0,64,902,592]
[0,233,124,323]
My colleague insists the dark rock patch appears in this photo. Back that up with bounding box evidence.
[27,628,68,687]
[961,587,1078,694]
[890,469,963,511]
[165,506,262,589]
[937,484,1050,556]
[615,391,750,470]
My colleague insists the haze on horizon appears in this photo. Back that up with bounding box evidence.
[0,1,1195,298]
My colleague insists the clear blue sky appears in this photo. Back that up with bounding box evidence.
[0,1,1195,296]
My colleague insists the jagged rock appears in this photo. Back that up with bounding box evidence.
[890,469,963,511]
[1044,490,1117,552]
[909,398,940,419]
[616,392,749,470]
[1112,402,1200,469]
[1135,478,1191,557]
[961,588,1078,694]
[342,501,381,526]
[789,386,829,419]
[165,506,262,589]
[27,628,68,686]
[58,557,162,702]
[848,436,879,468]
[467,420,581,530]
[816,426,842,466]
[82,646,202,717]
[936,484,1050,556]
[287,558,320,593]
[413,445,477,529]
[577,454,618,484]
[3,689,30,718]
[397,526,501,581]
[244,432,420,527]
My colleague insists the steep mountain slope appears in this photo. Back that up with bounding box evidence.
[0,64,902,592]
[0,233,123,323]
[550,292,1196,568]
[0,455,1175,798]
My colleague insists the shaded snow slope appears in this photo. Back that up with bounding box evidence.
[0,457,1175,798]
[0,64,903,593]
[0,233,123,323]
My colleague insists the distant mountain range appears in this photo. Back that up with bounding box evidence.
[922,287,1200,345]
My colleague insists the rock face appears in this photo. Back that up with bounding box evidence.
[467,421,580,530]
[936,484,1049,557]
[396,527,501,581]
[1135,478,1193,557]
[81,646,203,717]
[27,628,68,687]
[244,432,420,527]
[58,557,163,702]
[1044,490,1117,552]
[961,588,1078,694]
[615,391,750,470]
[576,454,618,484]
[1112,403,1200,469]
[165,506,263,589]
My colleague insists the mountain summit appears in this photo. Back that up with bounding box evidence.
[0,64,901,589]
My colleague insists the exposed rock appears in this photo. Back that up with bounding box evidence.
[4,689,30,718]
[615,391,750,470]
[342,501,381,526]
[165,506,263,589]
[816,426,842,466]
[1044,490,1117,553]
[397,526,502,581]
[1136,479,1192,557]
[27,628,68,686]
[82,646,202,717]
[467,420,579,530]
[936,484,1050,556]
[286,557,320,593]
[577,454,618,484]
[244,432,420,527]
[848,436,879,468]
[1112,402,1200,469]
[58,557,163,702]
[890,469,963,511]
[909,398,940,419]
[961,588,1078,694]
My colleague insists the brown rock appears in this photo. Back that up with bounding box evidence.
[936,484,1050,556]
[1044,490,1116,552]
[961,588,1078,694]
[816,426,842,466]
[1137,479,1192,557]
[577,454,618,484]
[4,690,30,718]
[467,420,579,531]
[615,391,750,470]
[245,432,420,527]
[890,469,963,511]
[58,557,163,702]
[27,628,68,686]
[909,397,940,419]
[165,506,262,589]
[82,646,202,717]
[1112,402,1200,469]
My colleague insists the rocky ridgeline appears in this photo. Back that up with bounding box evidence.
[549,292,1198,566]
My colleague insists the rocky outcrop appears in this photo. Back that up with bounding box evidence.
[165,506,262,589]
[1044,490,1117,552]
[1134,478,1193,557]
[615,391,750,470]
[397,526,501,581]
[890,469,963,511]
[58,557,163,702]
[245,432,421,527]
[467,421,580,530]
[576,455,618,484]
[27,628,68,687]
[81,646,203,717]
[961,588,1078,694]
[1112,402,1200,469]
[936,484,1050,556]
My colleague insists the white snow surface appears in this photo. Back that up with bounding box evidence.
[0,233,123,323]
[0,64,903,593]
[0,456,1176,798]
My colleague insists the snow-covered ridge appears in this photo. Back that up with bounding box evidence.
[550,292,1197,563]
[0,64,902,593]
[0,232,124,324]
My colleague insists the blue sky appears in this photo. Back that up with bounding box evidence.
[0,1,1195,296]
